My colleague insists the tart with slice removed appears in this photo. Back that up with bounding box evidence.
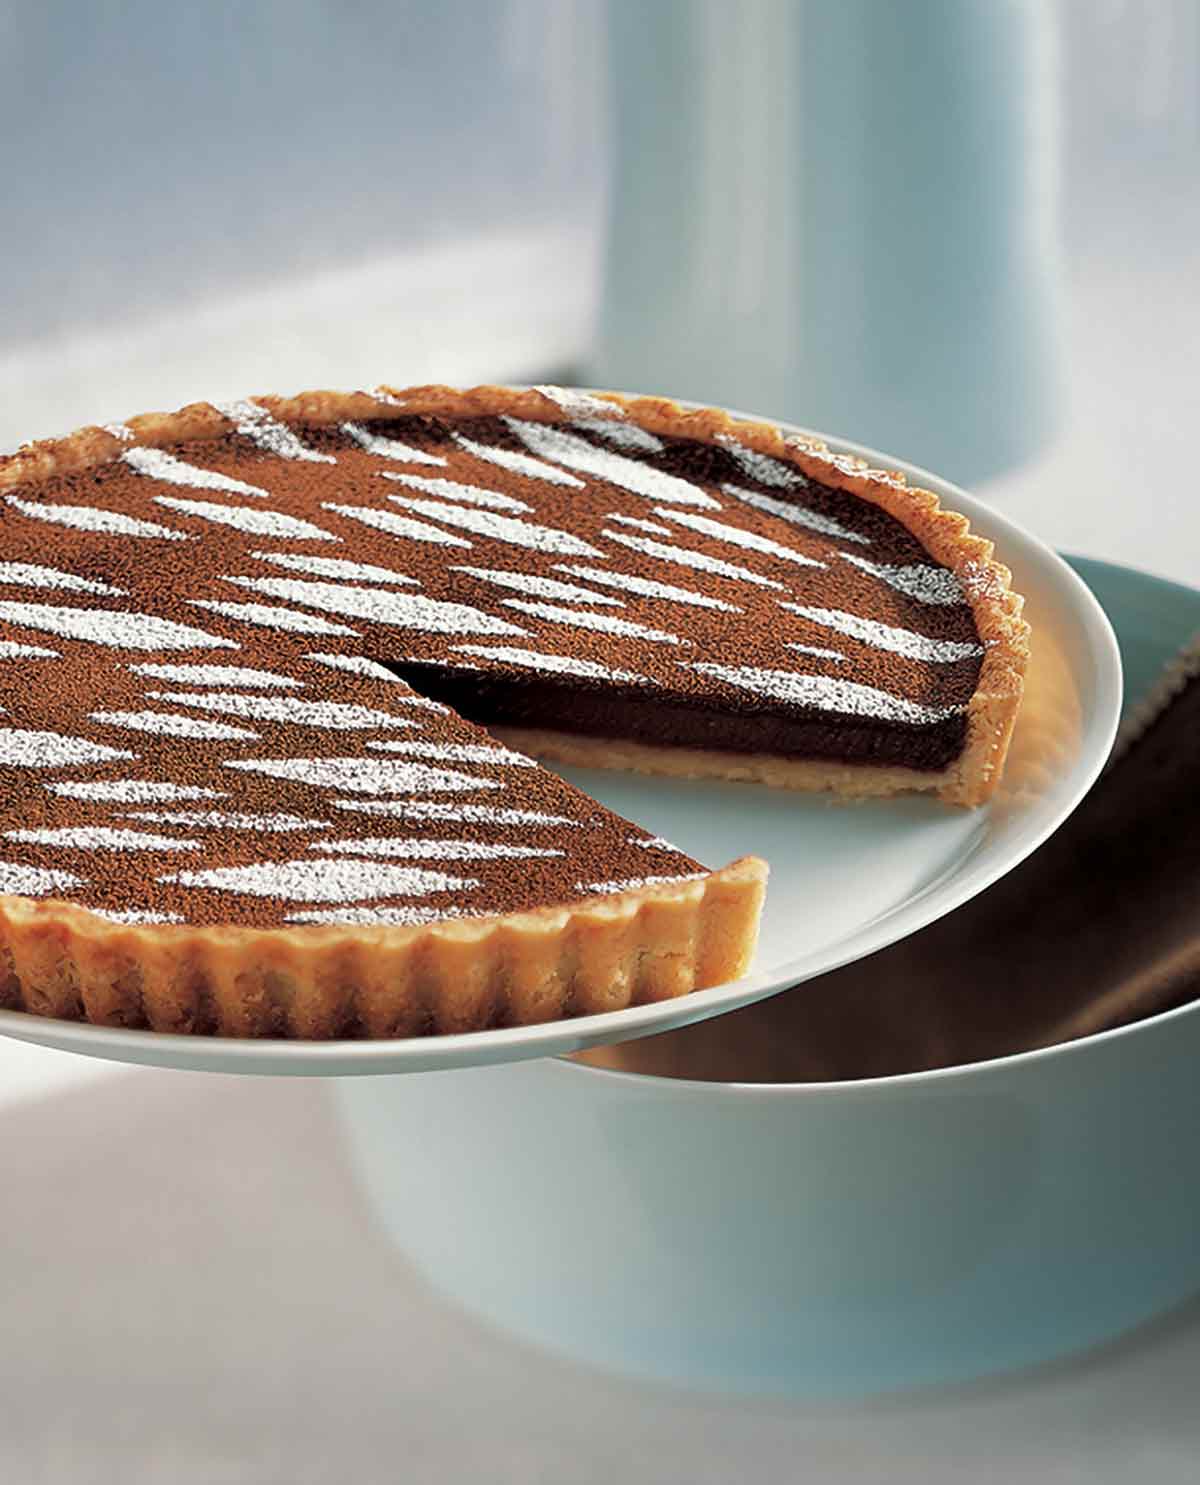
[0,385,1027,1037]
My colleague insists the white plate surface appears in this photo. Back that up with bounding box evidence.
[0,429,1122,1075]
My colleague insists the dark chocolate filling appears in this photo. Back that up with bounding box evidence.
[386,662,969,772]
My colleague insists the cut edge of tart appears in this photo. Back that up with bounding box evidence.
[0,383,1028,1040]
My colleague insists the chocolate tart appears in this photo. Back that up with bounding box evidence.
[0,384,1027,1038]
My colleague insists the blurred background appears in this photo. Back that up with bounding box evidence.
[1,0,1197,584]
[1,2,1198,1478]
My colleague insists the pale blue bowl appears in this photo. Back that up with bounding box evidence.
[336,558,1200,1396]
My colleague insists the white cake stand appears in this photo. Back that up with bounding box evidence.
[0,430,1123,1076]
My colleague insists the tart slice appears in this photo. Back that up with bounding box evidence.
[0,384,1027,1038]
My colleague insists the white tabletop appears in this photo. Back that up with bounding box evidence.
[2,1069,1198,1485]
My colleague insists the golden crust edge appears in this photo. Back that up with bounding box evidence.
[0,858,767,1039]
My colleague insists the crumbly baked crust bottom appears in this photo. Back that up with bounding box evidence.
[0,382,1027,1038]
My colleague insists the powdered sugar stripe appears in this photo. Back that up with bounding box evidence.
[88,908,185,925]
[451,565,624,608]
[840,553,966,606]
[6,496,189,541]
[687,662,960,724]
[575,873,706,896]
[405,655,483,671]
[189,600,357,637]
[716,437,804,490]
[629,836,688,853]
[572,418,663,452]
[501,599,685,646]
[89,710,260,742]
[215,399,336,464]
[154,496,338,542]
[323,502,473,549]
[450,433,586,488]
[303,652,394,680]
[313,837,563,862]
[555,564,741,613]
[129,662,302,689]
[163,857,478,902]
[225,756,502,795]
[602,530,786,590]
[148,690,419,731]
[0,862,85,896]
[0,602,237,651]
[369,739,536,768]
[779,605,984,663]
[0,726,134,770]
[128,811,329,832]
[534,386,627,419]
[382,472,533,514]
[123,446,270,498]
[787,643,847,662]
[301,653,450,708]
[657,508,826,570]
[504,418,722,510]
[0,561,123,596]
[286,905,475,927]
[784,441,869,478]
[222,576,528,637]
[453,645,648,685]
[340,421,447,466]
[723,483,870,546]
[385,495,602,558]
[250,550,419,586]
[333,800,583,829]
[6,826,200,851]
[46,780,224,803]
[0,641,59,660]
